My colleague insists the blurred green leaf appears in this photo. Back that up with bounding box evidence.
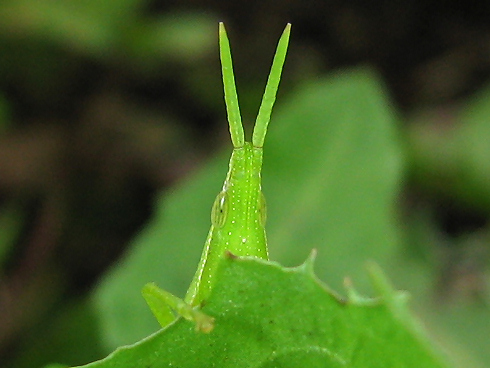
[12,299,105,368]
[0,203,23,267]
[0,0,142,52]
[0,1,215,66]
[264,69,403,290]
[408,81,490,210]
[125,13,216,68]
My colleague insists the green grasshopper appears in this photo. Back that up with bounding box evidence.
[142,22,291,333]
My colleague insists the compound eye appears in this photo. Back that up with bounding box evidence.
[211,191,228,228]
[258,191,267,226]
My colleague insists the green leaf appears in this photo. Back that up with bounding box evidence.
[264,68,403,293]
[72,256,449,368]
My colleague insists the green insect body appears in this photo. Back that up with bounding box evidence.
[184,143,268,306]
[142,22,290,332]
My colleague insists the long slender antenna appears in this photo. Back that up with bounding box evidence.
[219,22,244,148]
[252,24,291,148]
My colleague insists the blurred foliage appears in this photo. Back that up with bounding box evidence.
[0,0,215,65]
[0,204,23,267]
[0,0,489,368]
[408,82,490,210]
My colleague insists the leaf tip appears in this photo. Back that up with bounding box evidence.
[298,248,317,275]
[343,277,378,306]
[367,261,411,310]
[366,261,395,296]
